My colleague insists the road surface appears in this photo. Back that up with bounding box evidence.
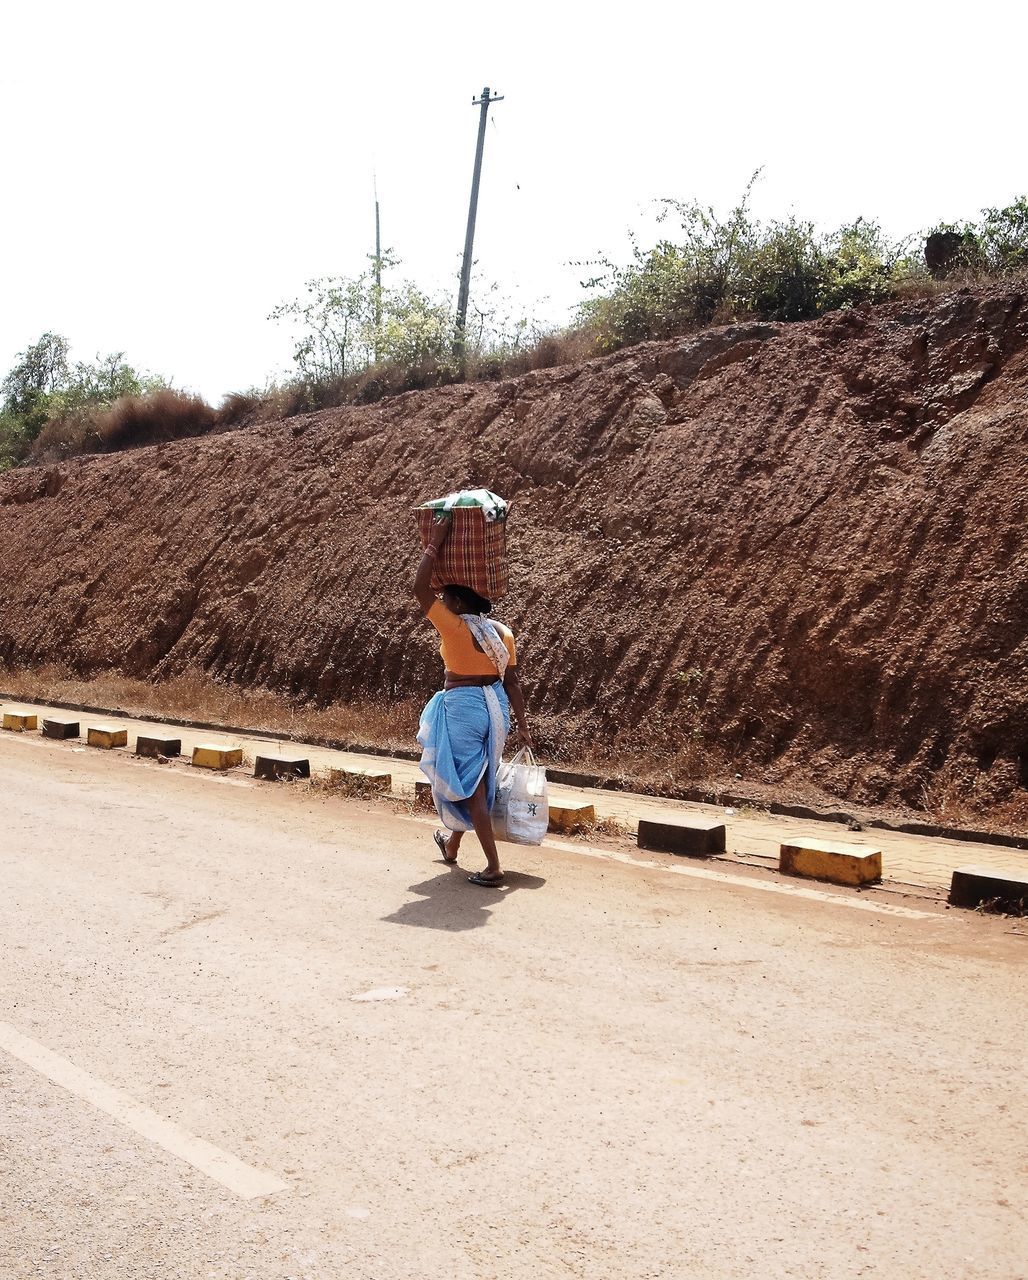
[1,733,1025,1279]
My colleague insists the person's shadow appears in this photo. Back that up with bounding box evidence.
[382,864,546,932]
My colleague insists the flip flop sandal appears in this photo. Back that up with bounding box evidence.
[433,830,458,863]
[467,871,505,887]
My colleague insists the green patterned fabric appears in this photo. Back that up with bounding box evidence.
[419,489,509,523]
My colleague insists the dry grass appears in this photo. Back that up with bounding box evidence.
[305,771,393,801]
[888,263,1028,306]
[30,411,101,461]
[916,762,1028,836]
[216,391,264,426]
[974,894,1028,918]
[3,660,1026,839]
[22,327,607,466]
[94,390,217,450]
[465,327,602,380]
[568,729,723,797]
[29,390,220,463]
[0,662,420,754]
[560,813,634,841]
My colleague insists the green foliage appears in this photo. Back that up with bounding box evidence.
[926,198,1028,275]
[579,183,1028,352]
[978,198,1028,270]
[735,216,825,321]
[269,262,545,408]
[376,281,454,368]
[1,332,71,441]
[270,258,458,388]
[818,219,909,310]
[0,332,162,470]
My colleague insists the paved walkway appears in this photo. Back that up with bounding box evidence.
[3,698,1026,895]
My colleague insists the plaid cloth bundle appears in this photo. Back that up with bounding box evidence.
[416,489,510,600]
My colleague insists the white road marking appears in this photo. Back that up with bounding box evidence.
[0,1022,287,1199]
[543,839,939,919]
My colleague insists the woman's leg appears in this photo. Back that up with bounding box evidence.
[466,774,503,880]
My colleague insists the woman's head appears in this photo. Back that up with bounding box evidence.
[441,584,492,616]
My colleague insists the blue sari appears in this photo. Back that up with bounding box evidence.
[417,683,510,832]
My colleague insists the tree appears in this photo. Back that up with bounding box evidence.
[270,272,380,382]
[0,333,160,470]
[1,332,70,425]
[270,260,456,384]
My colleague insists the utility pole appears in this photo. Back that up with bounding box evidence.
[454,85,503,364]
[373,177,383,363]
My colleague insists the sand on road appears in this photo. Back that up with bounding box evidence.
[0,733,1025,1280]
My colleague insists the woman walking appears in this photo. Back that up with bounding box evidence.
[414,514,532,886]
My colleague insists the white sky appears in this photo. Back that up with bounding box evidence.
[2,0,1024,403]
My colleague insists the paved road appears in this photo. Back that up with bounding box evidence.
[1,734,1025,1280]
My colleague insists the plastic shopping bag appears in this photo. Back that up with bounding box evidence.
[491,747,548,846]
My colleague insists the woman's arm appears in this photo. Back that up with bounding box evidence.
[503,665,533,749]
[413,516,451,615]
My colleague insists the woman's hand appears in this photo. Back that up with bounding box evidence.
[415,514,452,613]
[514,724,534,750]
[430,514,452,549]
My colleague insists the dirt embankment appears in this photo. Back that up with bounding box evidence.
[1,286,1026,814]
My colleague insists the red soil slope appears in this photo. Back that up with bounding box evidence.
[1,286,1026,810]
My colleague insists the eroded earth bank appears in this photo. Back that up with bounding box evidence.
[1,286,1026,818]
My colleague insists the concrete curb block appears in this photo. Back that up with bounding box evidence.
[42,718,80,740]
[780,839,883,887]
[192,745,243,771]
[136,735,182,759]
[638,819,726,858]
[2,712,38,732]
[254,755,311,781]
[949,865,1028,910]
[548,802,596,834]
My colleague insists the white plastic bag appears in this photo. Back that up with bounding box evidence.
[491,747,548,845]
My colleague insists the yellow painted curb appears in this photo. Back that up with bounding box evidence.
[87,725,128,749]
[2,712,38,732]
[548,802,596,834]
[191,744,243,770]
[779,838,882,887]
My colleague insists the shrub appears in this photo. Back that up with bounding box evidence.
[734,217,825,321]
[1,333,167,468]
[216,391,263,426]
[575,187,1027,353]
[819,218,911,309]
[29,411,100,462]
[925,198,1028,277]
[91,389,217,451]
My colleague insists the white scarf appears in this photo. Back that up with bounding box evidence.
[461,614,510,681]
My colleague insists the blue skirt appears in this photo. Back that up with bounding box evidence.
[417,684,510,832]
